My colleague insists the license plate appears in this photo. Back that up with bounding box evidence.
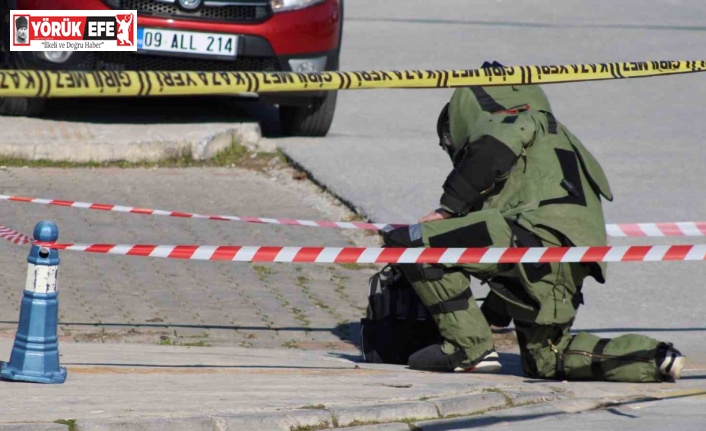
[137,28,237,58]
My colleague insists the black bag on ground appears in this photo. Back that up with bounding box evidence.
[360,265,442,364]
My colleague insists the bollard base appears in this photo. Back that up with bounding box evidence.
[0,362,67,384]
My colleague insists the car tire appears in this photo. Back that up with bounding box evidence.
[0,4,45,117]
[279,91,337,137]
[0,96,46,116]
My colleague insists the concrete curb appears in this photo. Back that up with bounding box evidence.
[415,401,561,430]
[0,425,69,431]
[0,123,261,163]
[74,411,331,431]
[414,395,603,430]
[216,410,332,431]
[192,124,261,160]
[432,392,508,417]
[75,417,214,431]
[503,389,558,406]
[330,401,439,427]
[12,390,558,431]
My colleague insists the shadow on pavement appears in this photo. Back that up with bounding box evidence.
[419,389,706,431]
[2,320,364,353]
[326,351,528,378]
[328,352,364,363]
[1,320,340,332]
[416,410,567,430]
[576,327,706,333]
[60,362,361,370]
[605,407,639,418]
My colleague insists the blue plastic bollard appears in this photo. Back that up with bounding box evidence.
[1,221,67,384]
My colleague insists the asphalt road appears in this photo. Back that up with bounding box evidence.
[415,390,706,431]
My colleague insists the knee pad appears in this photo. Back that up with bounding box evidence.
[563,333,663,382]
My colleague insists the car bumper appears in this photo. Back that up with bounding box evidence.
[14,0,341,104]
[18,0,342,56]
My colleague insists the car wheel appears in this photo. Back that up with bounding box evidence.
[0,96,46,116]
[0,5,45,117]
[279,91,337,137]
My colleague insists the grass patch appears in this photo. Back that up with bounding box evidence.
[181,340,210,347]
[291,307,311,327]
[331,274,349,285]
[177,331,209,339]
[0,141,285,170]
[274,292,291,307]
[296,275,341,321]
[482,388,514,407]
[336,263,379,271]
[252,264,275,282]
[290,421,330,431]
[282,340,300,349]
[73,327,111,343]
[347,419,383,427]
[158,336,175,346]
[54,419,76,431]
[331,274,365,312]
[347,417,436,429]
[158,335,209,347]
[313,298,330,311]
[299,404,326,410]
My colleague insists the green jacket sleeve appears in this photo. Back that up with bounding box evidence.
[440,135,518,215]
[439,113,536,215]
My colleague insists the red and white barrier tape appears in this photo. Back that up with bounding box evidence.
[0,225,31,245]
[0,194,399,231]
[31,242,706,264]
[3,194,706,237]
[606,222,706,237]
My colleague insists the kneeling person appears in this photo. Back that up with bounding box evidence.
[383,80,684,382]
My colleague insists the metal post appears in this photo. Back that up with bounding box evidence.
[1,221,67,384]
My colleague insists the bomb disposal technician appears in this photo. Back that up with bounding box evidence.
[384,74,685,382]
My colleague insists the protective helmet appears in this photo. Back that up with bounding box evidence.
[436,61,553,160]
[436,102,454,160]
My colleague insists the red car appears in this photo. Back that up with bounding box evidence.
[0,0,343,136]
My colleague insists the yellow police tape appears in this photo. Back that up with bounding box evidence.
[0,60,704,97]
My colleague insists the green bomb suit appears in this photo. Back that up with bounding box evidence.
[384,85,675,382]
